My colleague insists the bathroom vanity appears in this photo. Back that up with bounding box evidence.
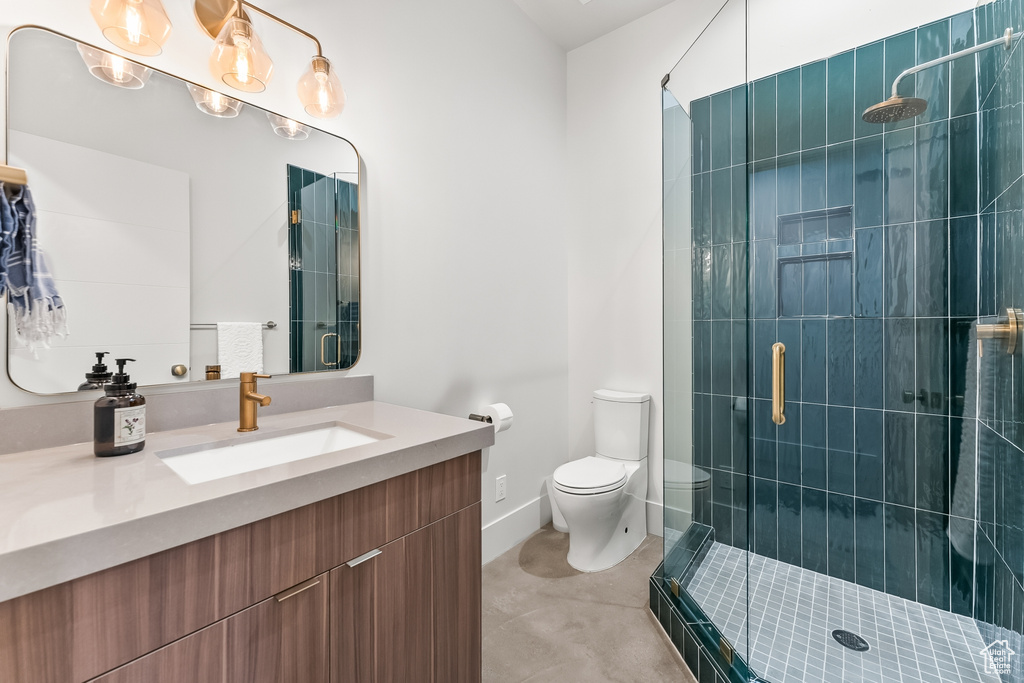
[0,397,492,683]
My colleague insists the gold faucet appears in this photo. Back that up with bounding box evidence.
[238,372,272,432]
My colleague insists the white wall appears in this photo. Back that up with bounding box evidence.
[7,132,190,392]
[566,0,723,535]
[0,0,568,561]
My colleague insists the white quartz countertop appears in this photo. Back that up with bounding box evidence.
[0,401,494,603]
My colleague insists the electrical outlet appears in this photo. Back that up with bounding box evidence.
[495,474,507,502]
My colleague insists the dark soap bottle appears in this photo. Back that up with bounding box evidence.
[94,358,147,457]
[78,351,113,391]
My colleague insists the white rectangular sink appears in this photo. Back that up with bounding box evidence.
[157,422,387,485]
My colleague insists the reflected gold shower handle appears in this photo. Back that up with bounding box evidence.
[320,332,339,367]
[977,308,1021,356]
[772,342,786,426]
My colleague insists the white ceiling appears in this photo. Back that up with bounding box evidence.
[511,0,677,51]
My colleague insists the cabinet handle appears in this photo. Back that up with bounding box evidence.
[345,548,382,568]
[275,576,321,603]
[772,342,786,426]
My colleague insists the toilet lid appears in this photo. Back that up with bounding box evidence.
[663,460,711,490]
[553,457,627,494]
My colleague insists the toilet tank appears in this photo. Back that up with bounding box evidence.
[593,389,651,461]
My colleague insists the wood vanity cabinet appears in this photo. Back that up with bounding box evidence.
[331,502,481,683]
[0,452,482,683]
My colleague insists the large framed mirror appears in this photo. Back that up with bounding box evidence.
[4,27,360,395]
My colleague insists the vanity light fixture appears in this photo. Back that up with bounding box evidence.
[208,10,273,92]
[197,0,346,117]
[90,0,172,56]
[186,83,244,117]
[77,43,152,89]
[266,112,310,140]
[297,55,345,119]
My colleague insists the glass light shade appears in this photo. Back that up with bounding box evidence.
[186,83,243,118]
[90,0,172,56]
[297,56,346,119]
[77,43,152,89]
[267,113,310,140]
[209,17,273,93]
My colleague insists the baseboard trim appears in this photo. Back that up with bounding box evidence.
[482,496,547,565]
[647,499,664,537]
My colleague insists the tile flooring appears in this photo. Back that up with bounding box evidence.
[687,542,1003,683]
[482,526,694,682]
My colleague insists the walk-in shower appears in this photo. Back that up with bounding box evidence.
[653,1,1024,682]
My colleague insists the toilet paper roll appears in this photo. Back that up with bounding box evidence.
[482,403,513,434]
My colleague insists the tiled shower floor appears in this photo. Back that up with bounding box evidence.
[687,542,1001,683]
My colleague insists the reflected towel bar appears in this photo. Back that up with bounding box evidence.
[191,321,277,329]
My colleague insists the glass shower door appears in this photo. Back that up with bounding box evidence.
[660,1,1024,682]
[660,0,755,679]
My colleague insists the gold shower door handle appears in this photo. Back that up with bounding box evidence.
[772,342,786,425]
[320,332,339,367]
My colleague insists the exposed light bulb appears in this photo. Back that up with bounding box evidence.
[267,112,310,140]
[297,56,345,119]
[186,83,243,118]
[210,17,272,92]
[90,0,171,56]
[77,43,152,89]
[233,32,252,84]
[209,91,226,113]
[106,54,130,83]
[123,1,145,47]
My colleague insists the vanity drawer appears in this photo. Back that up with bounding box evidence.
[87,573,329,683]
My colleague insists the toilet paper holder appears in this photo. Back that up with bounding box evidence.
[467,413,493,423]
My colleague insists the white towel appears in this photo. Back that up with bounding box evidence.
[217,322,264,379]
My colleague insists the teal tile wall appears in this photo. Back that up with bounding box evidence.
[689,0,1024,638]
[287,166,360,373]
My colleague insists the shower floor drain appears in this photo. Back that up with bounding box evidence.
[832,629,870,652]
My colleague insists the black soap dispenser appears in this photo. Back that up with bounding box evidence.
[94,358,147,457]
[78,351,113,391]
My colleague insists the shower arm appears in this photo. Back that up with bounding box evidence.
[890,27,1019,99]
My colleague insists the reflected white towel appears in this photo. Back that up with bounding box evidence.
[217,322,263,379]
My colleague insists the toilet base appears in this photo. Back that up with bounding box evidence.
[553,463,647,573]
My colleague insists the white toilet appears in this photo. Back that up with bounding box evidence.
[550,389,650,572]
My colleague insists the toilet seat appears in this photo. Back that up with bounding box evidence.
[553,457,627,495]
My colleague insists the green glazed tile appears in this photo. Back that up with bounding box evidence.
[828,142,854,209]
[802,61,827,149]
[777,68,802,156]
[753,77,777,161]
[855,41,885,139]
[884,30,917,132]
[950,11,977,117]
[827,51,855,144]
[691,97,711,174]
[732,85,748,166]
[855,135,884,228]
[711,91,732,170]
[916,120,949,221]
[802,148,827,211]
[916,19,950,124]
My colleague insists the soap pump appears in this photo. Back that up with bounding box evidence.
[94,358,147,457]
[78,351,113,391]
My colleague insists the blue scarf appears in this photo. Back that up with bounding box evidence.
[1,184,67,350]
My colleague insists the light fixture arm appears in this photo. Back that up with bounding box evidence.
[235,0,323,57]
